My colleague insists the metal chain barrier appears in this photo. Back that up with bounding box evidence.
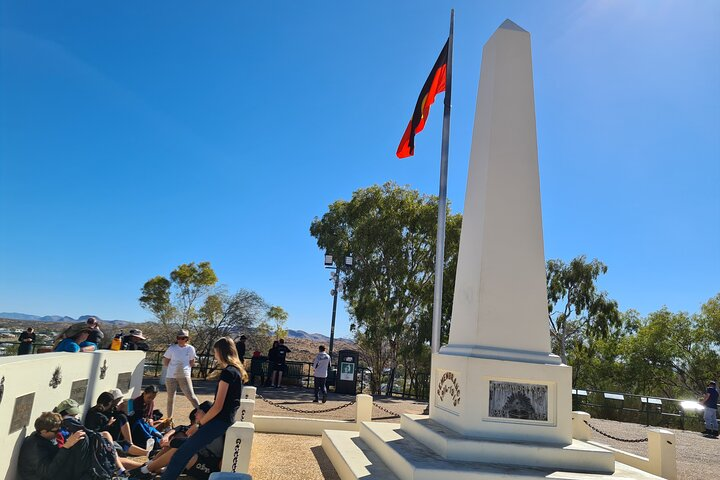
[231,438,241,472]
[256,393,356,414]
[584,420,648,443]
[373,402,400,418]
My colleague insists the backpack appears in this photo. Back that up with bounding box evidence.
[86,429,116,479]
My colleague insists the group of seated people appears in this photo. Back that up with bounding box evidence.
[18,385,224,480]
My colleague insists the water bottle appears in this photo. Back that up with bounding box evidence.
[110,332,123,351]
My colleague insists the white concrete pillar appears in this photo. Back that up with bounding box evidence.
[236,399,255,423]
[571,412,592,441]
[355,394,373,425]
[221,421,255,474]
[647,428,676,480]
[242,386,257,400]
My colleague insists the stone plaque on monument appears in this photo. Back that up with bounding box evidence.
[10,392,35,434]
[70,379,89,405]
[488,380,548,421]
[116,372,132,393]
[435,369,462,414]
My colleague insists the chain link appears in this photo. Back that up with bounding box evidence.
[256,394,356,414]
[584,420,648,443]
[231,438,241,472]
[373,402,400,418]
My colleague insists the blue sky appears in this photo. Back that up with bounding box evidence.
[1,1,718,339]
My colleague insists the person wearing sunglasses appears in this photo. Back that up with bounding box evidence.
[163,329,200,418]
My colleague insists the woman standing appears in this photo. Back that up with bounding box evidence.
[160,337,247,480]
[163,330,200,418]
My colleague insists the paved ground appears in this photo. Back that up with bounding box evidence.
[142,378,718,480]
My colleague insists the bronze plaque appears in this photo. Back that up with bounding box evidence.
[70,379,89,405]
[116,372,132,393]
[10,392,35,434]
[488,381,548,421]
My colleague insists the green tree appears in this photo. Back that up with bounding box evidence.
[310,182,461,394]
[546,256,621,374]
[267,306,289,340]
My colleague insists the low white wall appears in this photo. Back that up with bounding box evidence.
[220,421,255,474]
[254,415,359,436]
[0,350,145,480]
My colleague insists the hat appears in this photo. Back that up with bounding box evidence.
[198,401,213,413]
[239,335,247,340]
[55,398,81,416]
[176,329,190,338]
[108,388,124,400]
[128,328,146,340]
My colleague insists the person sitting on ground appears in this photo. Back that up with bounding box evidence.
[18,412,94,480]
[52,399,143,476]
[54,328,96,352]
[85,392,152,456]
[129,385,164,448]
[123,329,150,351]
[129,401,223,480]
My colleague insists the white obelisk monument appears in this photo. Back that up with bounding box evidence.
[430,19,572,445]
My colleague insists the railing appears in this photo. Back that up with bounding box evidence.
[0,341,54,355]
[572,388,712,432]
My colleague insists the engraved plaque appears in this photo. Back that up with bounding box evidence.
[70,379,89,405]
[10,393,35,434]
[488,381,548,421]
[434,369,461,415]
[116,372,132,393]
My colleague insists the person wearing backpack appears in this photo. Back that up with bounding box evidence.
[159,337,247,480]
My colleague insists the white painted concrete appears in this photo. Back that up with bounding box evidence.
[254,415,358,435]
[0,350,145,480]
[220,421,254,474]
[242,386,256,400]
[591,429,677,480]
[443,19,554,362]
[237,398,255,423]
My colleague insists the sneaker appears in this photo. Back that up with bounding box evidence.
[127,467,153,480]
[322,396,327,403]
[313,399,319,403]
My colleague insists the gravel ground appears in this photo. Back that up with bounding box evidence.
[142,378,718,479]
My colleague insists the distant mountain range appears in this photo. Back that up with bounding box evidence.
[0,312,129,325]
[0,312,352,342]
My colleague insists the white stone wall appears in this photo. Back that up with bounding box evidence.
[0,350,145,480]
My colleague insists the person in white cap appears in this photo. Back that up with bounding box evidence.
[163,329,200,418]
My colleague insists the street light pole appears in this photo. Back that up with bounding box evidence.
[324,253,352,361]
[329,271,340,359]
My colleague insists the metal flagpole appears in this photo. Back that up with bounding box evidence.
[431,9,454,355]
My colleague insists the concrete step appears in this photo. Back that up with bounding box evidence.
[400,414,615,473]
[322,429,400,480]
[358,421,663,480]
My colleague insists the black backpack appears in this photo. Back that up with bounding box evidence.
[86,429,116,479]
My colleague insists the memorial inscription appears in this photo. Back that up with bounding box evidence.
[70,379,89,405]
[116,372,132,393]
[10,393,35,434]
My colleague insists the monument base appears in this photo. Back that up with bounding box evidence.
[322,421,664,480]
[430,352,573,445]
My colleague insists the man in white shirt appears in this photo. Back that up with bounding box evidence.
[163,329,200,418]
[313,345,331,403]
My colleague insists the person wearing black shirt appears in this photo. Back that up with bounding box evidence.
[271,338,291,388]
[234,335,247,360]
[160,337,247,480]
[18,327,36,355]
[700,380,718,437]
[84,392,150,456]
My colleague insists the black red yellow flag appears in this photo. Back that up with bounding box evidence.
[396,40,449,158]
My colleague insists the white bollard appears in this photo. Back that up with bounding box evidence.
[243,386,257,400]
[356,394,373,425]
[571,411,592,441]
[221,421,255,474]
[237,399,255,423]
[648,428,676,480]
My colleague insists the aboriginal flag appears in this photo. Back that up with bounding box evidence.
[396,40,449,158]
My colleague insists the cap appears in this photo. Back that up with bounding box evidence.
[198,401,213,413]
[128,328,146,340]
[55,398,81,416]
[176,329,190,338]
[239,335,247,340]
[108,388,124,400]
